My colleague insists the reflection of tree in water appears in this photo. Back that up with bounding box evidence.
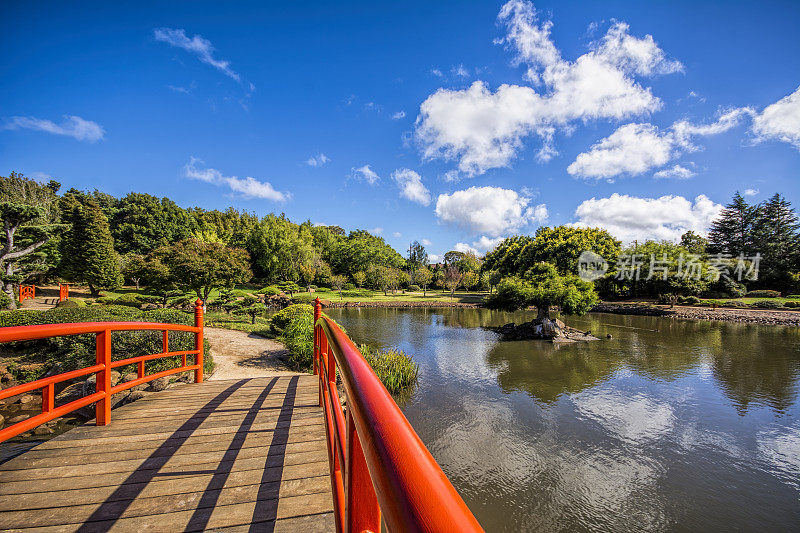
[709,324,800,414]
[486,341,621,404]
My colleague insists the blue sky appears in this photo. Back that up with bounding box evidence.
[2,0,798,260]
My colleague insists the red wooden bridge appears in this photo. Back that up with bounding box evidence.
[0,299,482,532]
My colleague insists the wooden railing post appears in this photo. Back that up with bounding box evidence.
[313,298,322,376]
[346,410,380,532]
[194,299,204,383]
[95,328,112,425]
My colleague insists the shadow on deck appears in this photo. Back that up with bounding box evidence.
[0,375,334,532]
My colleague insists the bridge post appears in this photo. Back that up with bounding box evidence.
[95,328,112,425]
[313,298,321,376]
[345,410,380,531]
[194,299,204,383]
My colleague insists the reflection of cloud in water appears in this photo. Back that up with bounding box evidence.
[573,389,675,444]
[426,395,668,531]
[758,426,800,489]
[429,325,499,385]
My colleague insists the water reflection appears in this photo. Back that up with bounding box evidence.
[328,308,800,531]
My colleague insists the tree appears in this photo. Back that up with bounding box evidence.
[155,239,252,303]
[708,192,757,256]
[60,196,123,296]
[119,253,148,289]
[138,257,178,306]
[0,173,64,307]
[353,270,366,288]
[111,193,197,254]
[485,270,503,294]
[444,263,463,300]
[413,266,433,296]
[462,270,479,291]
[367,265,392,295]
[247,214,315,282]
[750,193,800,290]
[680,231,708,255]
[236,302,267,324]
[486,263,598,320]
[331,274,347,298]
[407,241,428,271]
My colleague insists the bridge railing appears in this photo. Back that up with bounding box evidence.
[0,299,204,443]
[19,285,35,304]
[59,284,69,302]
[313,298,483,532]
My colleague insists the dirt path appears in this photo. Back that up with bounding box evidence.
[203,327,303,380]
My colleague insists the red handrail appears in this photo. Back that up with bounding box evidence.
[0,299,204,443]
[19,285,35,304]
[313,298,483,532]
[59,283,69,302]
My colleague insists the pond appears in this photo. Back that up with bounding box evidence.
[327,308,800,532]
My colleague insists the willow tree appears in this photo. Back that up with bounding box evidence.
[0,172,64,308]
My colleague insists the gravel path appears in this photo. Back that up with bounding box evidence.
[203,327,303,380]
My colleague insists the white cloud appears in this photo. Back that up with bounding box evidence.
[428,253,442,263]
[572,193,723,242]
[416,1,681,176]
[154,28,241,82]
[569,123,673,179]
[30,171,53,181]
[454,242,479,254]
[184,157,289,201]
[452,64,470,78]
[752,85,800,149]
[393,231,402,238]
[435,186,547,236]
[743,188,759,197]
[573,389,675,444]
[306,153,330,167]
[441,170,461,182]
[653,164,695,179]
[392,168,431,206]
[392,111,406,120]
[350,165,380,185]
[3,115,104,142]
[370,227,384,235]
[569,109,751,179]
[430,68,444,78]
[421,239,433,246]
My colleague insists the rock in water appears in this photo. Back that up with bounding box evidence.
[494,318,598,343]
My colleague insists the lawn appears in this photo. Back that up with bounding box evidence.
[308,290,488,304]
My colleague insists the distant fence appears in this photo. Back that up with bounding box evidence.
[59,284,69,302]
[18,285,35,304]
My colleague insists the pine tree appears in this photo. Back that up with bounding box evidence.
[708,192,757,255]
[60,196,123,296]
[751,193,800,291]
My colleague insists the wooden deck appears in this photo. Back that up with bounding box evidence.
[0,375,334,532]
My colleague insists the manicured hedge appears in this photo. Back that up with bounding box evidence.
[270,303,314,333]
[746,290,781,298]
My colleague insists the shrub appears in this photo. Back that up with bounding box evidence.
[281,313,314,370]
[344,283,356,291]
[308,285,318,291]
[0,291,11,309]
[753,300,783,309]
[680,296,701,305]
[746,290,780,298]
[270,303,314,333]
[290,293,318,304]
[358,344,418,393]
[56,298,86,308]
[96,293,142,308]
[315,287,331,293]
[783,301,800,308]
[341,289,372,298]
[721,300,749,308]
[786,294,800,300]
[408,284,422,292]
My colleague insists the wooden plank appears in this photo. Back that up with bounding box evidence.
[0,375,333,531]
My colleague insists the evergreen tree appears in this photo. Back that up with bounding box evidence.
[60,196,123,296]
[751,193,800,291]
[708,192,757,255]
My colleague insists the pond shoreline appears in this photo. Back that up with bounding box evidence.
[592,302,800,326]
[320,299,480,309]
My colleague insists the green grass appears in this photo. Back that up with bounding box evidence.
[312,289,487,304]
[204,310,275,338]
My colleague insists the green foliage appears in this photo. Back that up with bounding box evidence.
[281,313,314,370]
[784,301,800,308]
[408,284,421,292]
[485,263,598,317]
[60,196,123,295]
[708,191,757,256]
[270,303,314,333]
[0,291,11,309]
[55,298,86,308]
[753,300,783,309]
[358,344,418,393]
[343,283,355,291]
[96,293,142,307]
[235,302,267,324]
[155,239,252,302]
[746,290,780,298]
[290,292,318,304]
[315,287,331,293]
[111,193,197,254]
[679,296,701,305]
[257,285,282,296]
